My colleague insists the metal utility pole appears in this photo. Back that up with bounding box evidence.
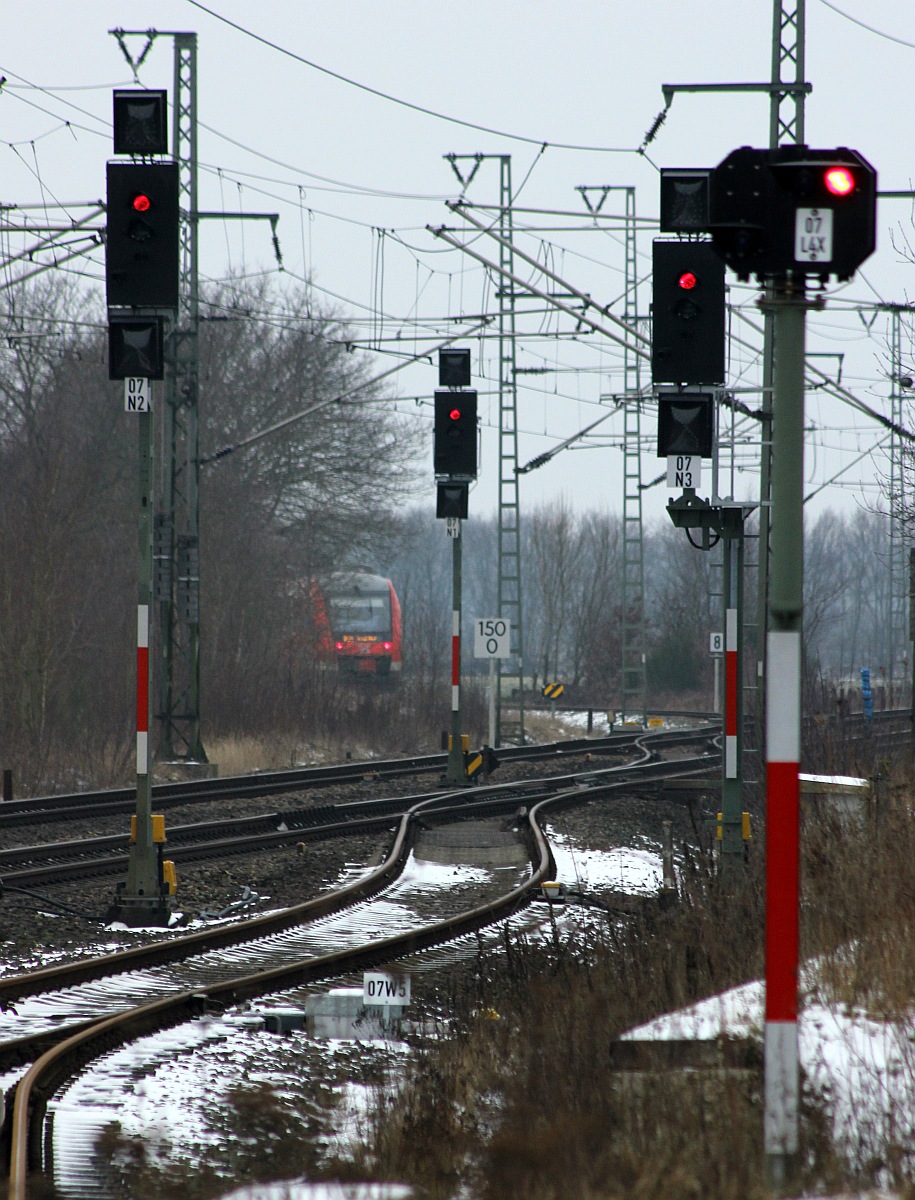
[446,520,466,784]
[620,187,646,723]
[495,157,525,745]
[445,155,525,747]
[111,385,171,925]
[763,280,808,1188]
[763,7,806,1185]
[127,403,165,904]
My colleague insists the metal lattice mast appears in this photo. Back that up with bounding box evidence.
[443,153,524,745]
[769,0,806,147]
[496,156,525,744]
[158,32,206,761]
[888,308,909,703]
[619,187,646,722]
[759,0,807,682]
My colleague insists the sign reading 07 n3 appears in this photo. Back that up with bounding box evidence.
[708,145,877,282]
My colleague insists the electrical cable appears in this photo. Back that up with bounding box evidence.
[198,120,455,201]
[183,0,640,154]
[815,0,915,51]
[0,883,102,923]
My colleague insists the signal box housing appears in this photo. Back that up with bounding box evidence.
[657,393,715,458]
[709,145,877,281]
[439,348,472,388]
[651,241,726,386]
[113,90,168,155]
[106,161,180,309]
[434,390,478,478]
[108,315,165,380]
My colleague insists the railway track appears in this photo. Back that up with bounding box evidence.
[0,727,717,892]
[1,742,717,1198]
[0,725,707,829]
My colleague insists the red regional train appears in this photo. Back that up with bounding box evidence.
[309,572,403,677]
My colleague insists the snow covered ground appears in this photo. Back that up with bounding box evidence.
[47,836,665,1197]
[625,973,915,1195]
[43,825,913,1199]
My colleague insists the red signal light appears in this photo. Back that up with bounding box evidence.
[449,407,462,421]
[383,641,392,651]
[132,193,152,213]
[678,271,698,290]
[824,166,855,197]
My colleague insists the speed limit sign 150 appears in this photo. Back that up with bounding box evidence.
[474,618,511,659]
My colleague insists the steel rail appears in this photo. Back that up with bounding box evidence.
[0,730,714,889]
[6,777,571,1199]
[0,744,717,1010]
[0,726,706,827]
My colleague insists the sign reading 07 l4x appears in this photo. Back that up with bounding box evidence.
[709,145,877,281]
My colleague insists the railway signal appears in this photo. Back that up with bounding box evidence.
[106,88,179,927]
[436,481,469,519]
[434,390,478,479]
[108,314,165,380]
[709,145,877,281]
[112,89,168,155]
[438,347,472,387]
[106,161,180,309]
[656,393,715,458]
[651,241,725,386]
[659,168,712,234]
[432,352,479,785]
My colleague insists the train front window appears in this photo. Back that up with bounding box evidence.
[328,594,390,637]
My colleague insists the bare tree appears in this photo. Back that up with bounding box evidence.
[0,278,134,783]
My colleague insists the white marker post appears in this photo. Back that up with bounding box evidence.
[363,972,411,1006]
[666,454,702,490]
[710,630,723,712]
[474,618,511,747]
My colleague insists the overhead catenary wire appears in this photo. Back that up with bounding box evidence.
[199,316,494,466]
[428,224,651,363]
[733,307,915,444]
[446,200,650,347]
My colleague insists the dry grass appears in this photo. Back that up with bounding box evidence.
[346,773,915,1199]
[88,729,915,1198]
[201,732,335,776]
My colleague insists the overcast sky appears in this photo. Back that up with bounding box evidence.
[3,1,914,526]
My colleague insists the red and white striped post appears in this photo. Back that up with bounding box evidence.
[765,629,801,1162]
[137,604,150,776]
[720,510,748,872]
[114,398,167,922]
[446,518,465,784]
[725,606,738,778]
[763,287,806,1185]
[452,609,461,714]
